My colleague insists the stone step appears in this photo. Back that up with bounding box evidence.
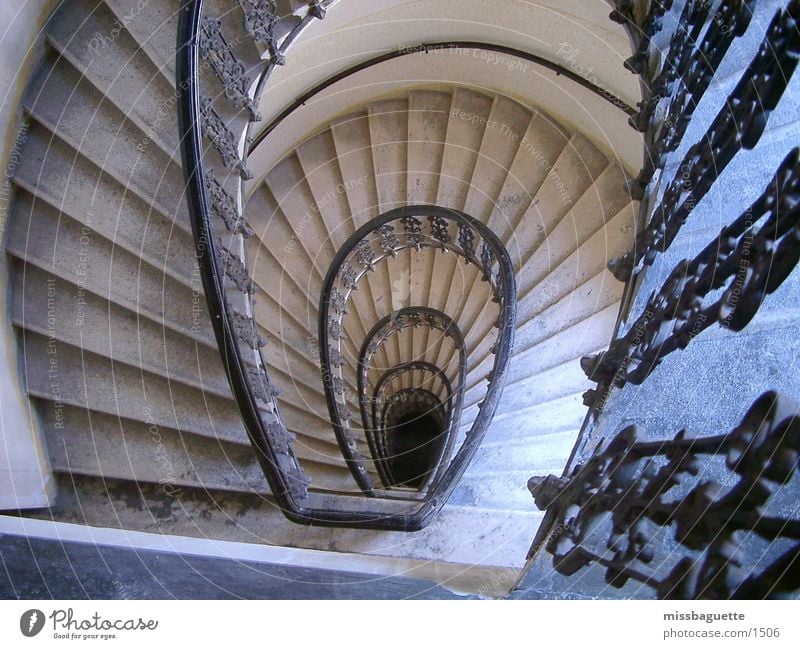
[515,202,635,322]
[6,191,216,348]
[476,393,586,440]
[42,402,356,494]
[407,90,451,205]
[510,133,609,272]
[23,54,188,230]
[12,124,195,285]
[518,164,633,296]
[330,111,381,227]
[9,261,229,398]
[368,98,409,212]
[486,108,571,244]
[436,88,493,210]
[105,0,181,84]
[49,473,544,568]
[46,0,181,155]
[463,94,532,222]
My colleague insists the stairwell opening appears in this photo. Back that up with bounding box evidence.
[387,407,446,489]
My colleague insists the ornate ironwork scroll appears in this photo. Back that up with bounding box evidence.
[237,0,283,63]
[610,0,674,76]
[610,1,800,282]
[631,0,756,202]
[205,168,253,236]
[650,0,755,161]
[199,16,261,118]
[528,390,800,599]
[324,208,503,292]
[626,0,712,134]
[199,97,253,179]
[583,148,800,407]
[217,241,256,293]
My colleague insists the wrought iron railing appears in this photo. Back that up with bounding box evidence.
[584,148,800,408]
[177,1,516,529]
[577,0,800,408]
[520,0,800,598]
[529,391,800,598]
[626,0,755,189]
[610,0,800,282]
[319,207,509,493]
[356,310,465,493]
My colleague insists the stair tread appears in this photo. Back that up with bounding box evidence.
[436,88,493,210]
[12,124,196,285]
[46,0,181,154]
[105,0,181,85]
[368,98,409,212]
[9,261,231,399]
[463,94,531,221]
[407,90,451,205]
[330,111,380,227]
[23,57,189,230]
[518,165,633,295]
[6,193,217,348]
[487,108,571,244]
[42,403,356,492]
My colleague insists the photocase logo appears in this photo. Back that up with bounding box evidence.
[20,609,45,637]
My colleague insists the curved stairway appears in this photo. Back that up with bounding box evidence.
[3,0,638,575]
[251,87,638,507]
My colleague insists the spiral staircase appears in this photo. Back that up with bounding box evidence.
[0,0,645,590]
